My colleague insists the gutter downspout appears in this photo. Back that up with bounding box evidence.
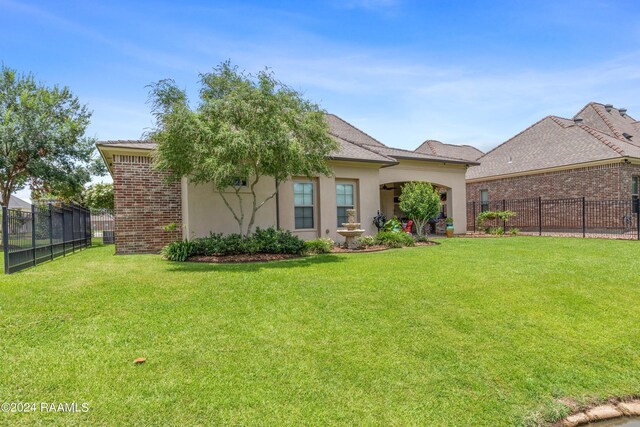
[275,179,280,229]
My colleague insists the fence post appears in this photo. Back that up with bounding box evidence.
[31,204,36,266]
[582,197,586,238]
[61,205,66,256]
[71,205,75,253]
[502,199,506,230]
[538,197,542,236]
[48,203,53,260]
[2,206,8,274]
[87,207,92,247]
[637,206,640,241]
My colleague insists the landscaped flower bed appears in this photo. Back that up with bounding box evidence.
[161,227,438,263]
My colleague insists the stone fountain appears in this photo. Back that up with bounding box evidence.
[337,208,365,249]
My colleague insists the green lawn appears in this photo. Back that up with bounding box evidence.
[1,237,639,426]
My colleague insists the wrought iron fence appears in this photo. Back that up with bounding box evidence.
[90,208,115,244]
[2,203,92,274]
[467,197,640,240]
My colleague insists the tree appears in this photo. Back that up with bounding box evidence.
[398,182,441,237]
[83,183,114,210]
[0,65,102,207]
[148,61,338,235]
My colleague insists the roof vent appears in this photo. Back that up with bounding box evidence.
[507,155,513,164]
[623,132,632,140]
[619,108,627,117]
[605,104,613,112]
[574,117,584,125]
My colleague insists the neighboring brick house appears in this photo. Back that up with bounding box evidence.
[98,114,478,254]
[467,102,640,207]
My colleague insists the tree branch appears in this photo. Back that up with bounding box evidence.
[219,189,243,234]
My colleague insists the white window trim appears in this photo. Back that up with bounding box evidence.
[293,180,316,230]
[336,180,357,226]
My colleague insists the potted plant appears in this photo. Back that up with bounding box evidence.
[445,217,454,237]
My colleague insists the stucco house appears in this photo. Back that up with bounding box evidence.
[97,114,478,254]
[467,102,640,206]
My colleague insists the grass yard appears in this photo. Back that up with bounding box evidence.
[1,237,640,426]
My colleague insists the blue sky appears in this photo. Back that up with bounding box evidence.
[2,0,640,200]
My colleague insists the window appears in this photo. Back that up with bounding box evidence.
[294,182,314,229]
[480,190,489,212]
[336,183,355,226]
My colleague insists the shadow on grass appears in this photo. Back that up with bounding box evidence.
[165,253,345,273]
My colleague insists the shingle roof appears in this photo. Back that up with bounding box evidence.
[0,195,31,210]
[98,114,476,166]
[574,102,640,144]
[325,114,385,147]
[366,145,478,165]
[467,105,640,180]
[96,140,157,149]
[415,140,484,161]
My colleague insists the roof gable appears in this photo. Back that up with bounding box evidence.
[415,139,483,162]
[575,102,640,146]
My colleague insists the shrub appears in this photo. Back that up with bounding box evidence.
[253,227,305,254]
[477,210,516,234]
[355,235,377,248]
[375,231,415,248]
[509,228,521,235]
[488,226,504,235]
[413,235,431,243]
[382,217,402,232]
[304,238,334,254]
[189,228,305,258]
[161,240,195,262]
[398,182,441,237]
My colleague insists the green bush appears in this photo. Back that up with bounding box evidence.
[413,235,431,243]
[477,210,516,234]
[382,217,402,232]
[355,235,377,248]
[187,227,305,258]
[509,228,521,235]
[489,226,505,235]
[304,238,334,254]
[375,231,415,248]
[252,227,305,254]
[161,240,196,262]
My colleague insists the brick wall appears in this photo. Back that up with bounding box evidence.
[467,161,640,202]
[465,161,640,232]
[113,154,182,254]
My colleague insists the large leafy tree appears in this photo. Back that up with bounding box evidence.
[83,183,114,210]
[398,182,441,236]
[0,65,101,207]
[149,61,338,235]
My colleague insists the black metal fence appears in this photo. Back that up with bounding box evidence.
[467,197,640,240]
[90,208,115,244]
[2,203,92,274]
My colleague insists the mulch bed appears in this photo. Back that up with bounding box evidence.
[186,241,440,264]
[331,241,439,253]
[187,253,303,264]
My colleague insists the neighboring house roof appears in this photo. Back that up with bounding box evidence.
[97,114,478,173]
[467,102,640,181]
[1,195,31,210]
[415,140,484,162]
